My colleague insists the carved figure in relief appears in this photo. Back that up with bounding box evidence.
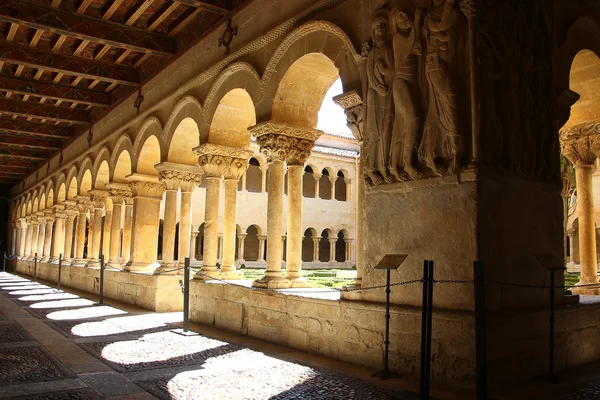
[364,8,395,185]
[388,7,423,181]
[419,0,461,175]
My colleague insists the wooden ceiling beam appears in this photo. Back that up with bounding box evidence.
[0,1,175,57]
[0,118,73,139]
[0,150,47,161]
[0,98,90,124]
[0,40,139,86]
[0,135,60,151]
[176,0,230,14]
[148,1,181,32]
[126,0,156,26]
[0,75,111,107]
[102,0,125,20]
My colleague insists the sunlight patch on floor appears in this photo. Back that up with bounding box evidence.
[18,293,79,302]
[30,298,95,308]
[70,312,182,337]
[9,288,57,295]
[47,306,128,321]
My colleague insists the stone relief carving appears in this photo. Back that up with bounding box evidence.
[363,0,464,185]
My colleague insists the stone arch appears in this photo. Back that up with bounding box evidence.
[46,188,54,208]
[110,134,134,176]
[302,227,317,262]
[77,157,93,195]
[93,147,111,189]
[65,166,78,200]
[335,228,348,262]
[208,88,256,148]
[244,224,263,261]
[262,21,361,124]
[319,167,333,199]
[335,170,347,201]
[113,150,132,183]
[303,165,317,198]
[246,157,263,193]
[164,96,206,146]
[56,183,66,204]
[32,194,39,213]
[133,117,165,171]
[39,190,46,211]
[318,228,333,262]
[167,117,200,165]
[136,135,162,176]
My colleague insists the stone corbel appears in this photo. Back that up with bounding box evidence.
[333,90,364,143]
[250,121,323,165]
[193,143,253,179]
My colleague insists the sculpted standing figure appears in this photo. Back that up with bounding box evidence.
[364,8,394,185]
[419,0,461,175]
[389,7,423,181]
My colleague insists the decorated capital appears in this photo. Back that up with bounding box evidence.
[155,162,203,192]
[250,121,322,165]
[193,143,253,180]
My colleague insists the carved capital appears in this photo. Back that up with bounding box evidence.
[88,189,108,209]
[155,162,203,192]
[106,182,132,204]
[126,173,165,199]
[193,143,253,180]
[74,196,91,213]
[561,136,596,166]
[333,91,364,143]
[459,0,476,18]
[250,121,322,165]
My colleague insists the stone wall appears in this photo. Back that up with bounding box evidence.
[14,260,182,312]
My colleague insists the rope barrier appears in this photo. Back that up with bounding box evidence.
[154,266,185,275]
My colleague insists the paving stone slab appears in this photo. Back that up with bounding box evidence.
[46,319,172,340]
[1,388,101,400]
[24,305,99,320]
[0,309,11,320]
[0,345,75,385]
[0,322,35,343]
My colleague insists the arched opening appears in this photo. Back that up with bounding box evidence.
[46,189,54,208]
[32,197,39,213]
[157,219,163,259]
[319,229,331,262]
[195,223,205,260]
[80,170,92,195]
[302,228,315,262]
[95,161,110,189]
[168,117,200,165]
[319,169,332,200]
[113,151,132,183]
[66,176,78,200]
[39,193,46,211]
[137,136,161,176]
[335,170,347,201]
[335,230,346,262]
[56,184,66,204]
[244,225,261,261]
[246,158,262,193]
[303,166,316,198]
[209,88,255,148]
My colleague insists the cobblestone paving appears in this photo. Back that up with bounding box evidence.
[0,345,75,384]
[138,348,392,400]
[2,389,101,400]
[0,322,34,343]
[553,381,600,400]
[47,318,172,339]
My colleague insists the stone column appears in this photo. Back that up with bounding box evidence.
[329,176,336,200]
[10,221,16,256]
[240,172,247,191]
[312,236,320,262]
[313,173,321,198]
[157,171,178,269]
[260,166,267,193]
[236,233,246,262]
[257,234,266,262]
[51,206,66,262]
[41,210,54,262]
[217,235,224,261]
[87,190,107,267]
[329,238,336,262]
[24,217,35,260]
[106,183,131,268]
[36,213,46,260]
[102,199,113,260]
[19,217,27,258]
[125,174,165,272]
[334,91,364,288]
[86,207,94,258]
[72,196,90,266]
[344,178,352,201]
[190,232,198,263]
[121,199,133,265]
[193,143,250,280]
[63,201,77,263]
[567,228,576,263]
[221,151,251,279]
[345,238,354,262]
[562,134,600,293]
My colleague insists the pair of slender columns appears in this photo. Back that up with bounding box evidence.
[194,144,252,280]
[106,183,133,268]
[251,121,323,288]
[24,217,35,260]
[50,205,66,263]
[72,196,90,266]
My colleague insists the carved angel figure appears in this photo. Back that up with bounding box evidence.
[364,8,395,185]
[389,7,423,181]
[419,0,461,175]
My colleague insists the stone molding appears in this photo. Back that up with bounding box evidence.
[561,136,597,166]
[155,162,203,192]
[88,189,108,209]
[126,173,165,199]
[560,121,600,140]
[106,182,133,204]
[250,121,323,165]
[193,143,253,179]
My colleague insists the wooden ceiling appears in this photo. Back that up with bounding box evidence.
[0,0,247,193]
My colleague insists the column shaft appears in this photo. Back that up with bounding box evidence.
[285,165,304,283]
[36,222,45,259]
[199,177,220,278]
[190,232,198,263]
[42,220,53,261]
[102,208,112,259]
[25,223,34,259]
[64,216,75,261]
[88,207,103,266]
[221,179,242,279]
[177,191,193,268]
[329,239,336,262]
[73,212,88,265]
[121,203,133,264]
[312,237,320,262]
[257,236,266,262]
[162,190,178,267]
[108,203,123,267]
[575,164,599,289]
[51,218,65,260]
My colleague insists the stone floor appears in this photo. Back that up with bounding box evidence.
[5,271,600,399]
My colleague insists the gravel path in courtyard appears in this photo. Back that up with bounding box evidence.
[0,271,394,400]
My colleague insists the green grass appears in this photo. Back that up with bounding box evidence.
[240,268,356,288]
[564,272,579,288]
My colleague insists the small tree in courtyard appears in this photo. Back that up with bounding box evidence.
[561,154,577,263]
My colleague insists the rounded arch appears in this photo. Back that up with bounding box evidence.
[46,188,54,208]
[65,166,78,200]
[302,227,317,262]
[25,198,32,216]
[167,117,200,165]
[113,150,132,183]
[208,88,256,148]
[318,228,333,262]
[262,21,361,124]
[244,224,263,261]
[319,168,333,199]
[32,195,39,213]
[335,229,348,262]
[136,135,162,176]
[78,157,93,195]
[56,183,66,204]
[164,96,205,146]
[93,147,111,189]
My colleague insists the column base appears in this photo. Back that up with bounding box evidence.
[194,267,220,280]
[71,258,88,267]
[220,269,244,280]
[107,259,122,269]
[50,258,61,265]
[252,277,290,289]
[571,276,600,295]
[287,277,314,288]
[154,263,177,275]
[124,261,160,273]
[40,256,51,263]
[87,259,100,268]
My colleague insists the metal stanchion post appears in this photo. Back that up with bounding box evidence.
[184,257,190,332]
[420,260,434,400]
[474,261,488,400]
[98,254,104,305]
[2,251,5,272]
[34,252,38,282]
[57,254,62,291]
